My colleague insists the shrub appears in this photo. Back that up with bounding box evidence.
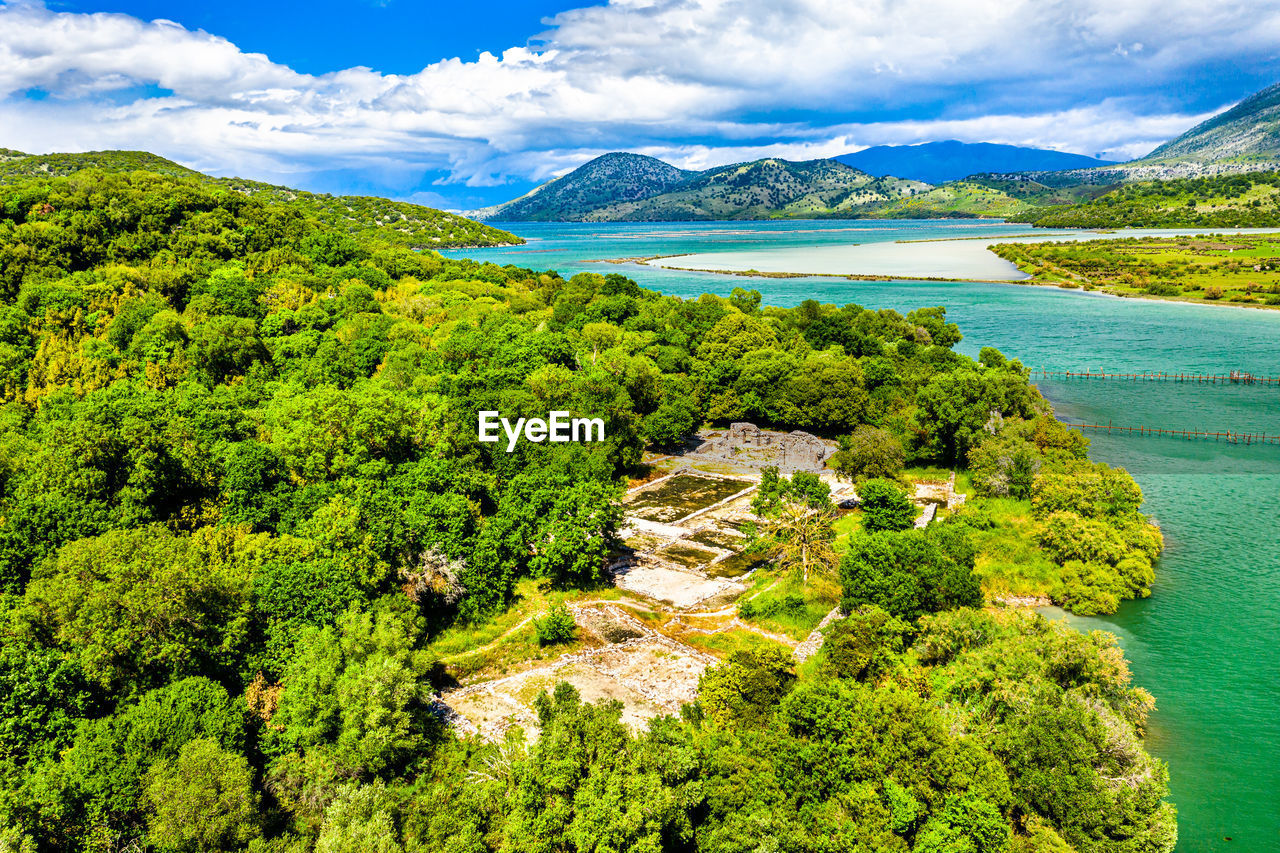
[533,603,577,646]
[738,593,806,621]
[839,525,981,621]
[858,479,917,532]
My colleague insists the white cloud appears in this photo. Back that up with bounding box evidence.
[0,0,1275,202]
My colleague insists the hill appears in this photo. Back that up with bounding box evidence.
[0,164,1173,853]
[1011,171,1280,228]
[0,148,520,249]
[836,141,1116,184]
[0,149,204,180]
[472,152,693,221]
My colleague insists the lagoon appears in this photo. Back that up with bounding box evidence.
[647,225,1280,281]
[446,220,1280,851]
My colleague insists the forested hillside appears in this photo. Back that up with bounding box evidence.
[0,150,204,181]
[0,168,1174,852]
[0,150,519,250]
[1013,171,1280,228]
[471,152,695,221]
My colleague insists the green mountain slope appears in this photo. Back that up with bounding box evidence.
[0,150,203,180]
[0,148,520,249]
[1012,171,1280,228]
[473,152,694,221]
[583,158,929,220]
[859,180,1034,219]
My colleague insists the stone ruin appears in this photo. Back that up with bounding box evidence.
[687,422,835,471]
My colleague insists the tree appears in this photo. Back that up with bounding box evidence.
[968,433,1041,499]
[729,287,761,314]
[48,676,247,838]
[698,646,796,729]
[752,467,832,517]
[819,606,909,682]
[915,368,1035,463]
[19,525,256,694]
[1031,462,1143,520]
[316,783,404,853]
[764,498,838,585]
[533,603,577,645]
[145,738,261,851]
[913,795,1009,853]
[528,480,624,588]
[906,306,962,348]
[0,634,93,768]
[858,479,917,532]
[830,425,904,482]
[265,600,435,777]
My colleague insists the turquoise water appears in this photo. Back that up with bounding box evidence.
[446,222,1280,851]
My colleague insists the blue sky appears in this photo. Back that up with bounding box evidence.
[64,1,593,75]
[3,0,1279,210]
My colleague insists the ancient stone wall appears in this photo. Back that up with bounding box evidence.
[689,422,835,471]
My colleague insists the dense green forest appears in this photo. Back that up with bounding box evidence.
[0,169,1174,852]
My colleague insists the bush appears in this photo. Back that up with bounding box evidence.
[697,646,795,729]
[1146,281,1182,297]
[839,525,981,621]
[968,434,1040,499]
[738,593,806,621]
[858,479,917,532]
[819,606,909,681]
[533,603,577,646]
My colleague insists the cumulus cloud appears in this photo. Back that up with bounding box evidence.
[0,0,1276,204]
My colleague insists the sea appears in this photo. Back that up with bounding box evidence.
[445,220,1280,851]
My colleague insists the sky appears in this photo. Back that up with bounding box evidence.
[1,0,1279,210]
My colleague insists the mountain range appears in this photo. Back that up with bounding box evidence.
[471,156,931,222]
[477,80,1280,222]
[835,141,1115,184]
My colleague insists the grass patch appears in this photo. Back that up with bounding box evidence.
[706,551,766,578]
[737,570,839,641]
[427,579,619,681]
[963,497,1060,598]
[832,510,864,554]
[902,465,952,482]
[657,541,722,570]
[990,234,1280,308]
[681,628,792,659]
